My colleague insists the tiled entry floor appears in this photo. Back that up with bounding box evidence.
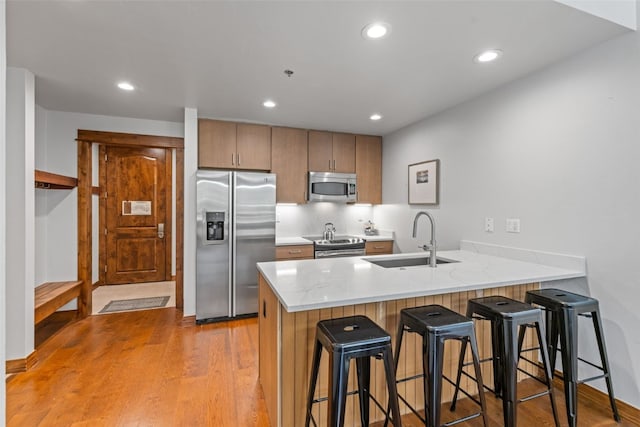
[92,281,176,315]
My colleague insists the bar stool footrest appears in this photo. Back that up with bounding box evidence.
[519,389,552,403]
[444,412,483,427]
[578,373,609,384]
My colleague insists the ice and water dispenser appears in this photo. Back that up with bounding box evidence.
[204,211,225,244]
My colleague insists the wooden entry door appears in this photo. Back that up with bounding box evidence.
[104,146,170,284]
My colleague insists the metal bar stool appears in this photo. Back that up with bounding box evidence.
[384,304,488,427]
[305,315,402,427]
[451,295,560,427]
[525,288,621,426]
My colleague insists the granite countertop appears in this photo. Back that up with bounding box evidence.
[257,247,586,313]
[275,237,313,246]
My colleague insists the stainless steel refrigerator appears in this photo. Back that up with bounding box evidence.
[196,170,276,323]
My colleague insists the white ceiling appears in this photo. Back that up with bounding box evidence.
[6,1,631,136]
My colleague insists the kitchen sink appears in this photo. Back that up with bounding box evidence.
[364,256,458,268]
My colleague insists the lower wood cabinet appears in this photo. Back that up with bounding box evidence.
[365,240,393,255]
[275,245,314,261]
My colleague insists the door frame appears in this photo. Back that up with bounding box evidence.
[77,130,185,316]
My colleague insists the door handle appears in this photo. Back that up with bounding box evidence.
[158,223,165,239]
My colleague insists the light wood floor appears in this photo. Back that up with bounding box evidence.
[7,308,633,426]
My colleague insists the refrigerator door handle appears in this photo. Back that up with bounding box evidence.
[230,172,236,317]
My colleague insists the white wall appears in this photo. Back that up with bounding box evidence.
[183,108,198,316]
[5,68,35,361]
[1,0,7,418]
[35,110,183,288]
[376,19,640,407]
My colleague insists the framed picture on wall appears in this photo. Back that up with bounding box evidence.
[408,159,440,205]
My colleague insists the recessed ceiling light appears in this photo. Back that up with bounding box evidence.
[362,22,391,40]
[263,100,277,108]
[474,49,503,63]
[370,113,382,121]
[117,81,135,91]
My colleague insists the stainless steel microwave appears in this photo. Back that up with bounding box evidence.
[308,172,357,203]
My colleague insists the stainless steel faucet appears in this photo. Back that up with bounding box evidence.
[412,211,437,267]
[323,222,336,241]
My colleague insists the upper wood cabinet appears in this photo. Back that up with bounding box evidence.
[199,119,271,170]
[271,127,308,204]
[308,131,355,173]
[237,123,272,170]
[355,135,382,204]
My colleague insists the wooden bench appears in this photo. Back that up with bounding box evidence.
[35,281,83,324]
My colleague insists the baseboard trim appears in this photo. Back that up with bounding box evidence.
[92,280,102,291]
[171,275,176,282]
[551,371,640,424]
[6,350,38,374]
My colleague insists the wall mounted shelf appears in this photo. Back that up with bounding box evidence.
[34,169,78,189]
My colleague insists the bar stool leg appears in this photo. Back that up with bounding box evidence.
[468,333,489,427]
[559,308,579,427]
[328,352,351,427]
[547,310,560,371]
[306,340,323,427]
[425,333,445,427]
[449,337,468,410]
[381,344,403,427]
[534,320,561,427]
[356,357,371,426]
[501,319,518,427]
[384,321,406,427]
[491,321,504,398]
[591,309,621,422]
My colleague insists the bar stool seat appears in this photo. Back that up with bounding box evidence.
[386,304,488,427]
[452,295,560,427]
[305,315,402,427]
[525,288,620,427]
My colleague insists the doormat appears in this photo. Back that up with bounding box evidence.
[99,296,170,314]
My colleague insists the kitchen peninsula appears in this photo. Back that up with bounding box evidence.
[257,242,585,427]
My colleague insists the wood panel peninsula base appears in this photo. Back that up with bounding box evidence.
[259,275,539,427]
[257,246,586,427]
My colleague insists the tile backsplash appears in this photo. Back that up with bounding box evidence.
[276,203,374,237]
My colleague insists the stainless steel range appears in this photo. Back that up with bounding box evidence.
[308,236,366,259]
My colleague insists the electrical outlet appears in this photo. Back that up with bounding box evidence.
[506,218,521,233]
[484,217,494,232]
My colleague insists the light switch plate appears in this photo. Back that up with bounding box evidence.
[484,217,494,232]
[506,218,521,233]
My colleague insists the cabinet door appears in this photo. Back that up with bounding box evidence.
[237,123,272,170]
[272,127,308,203]
[198,119,237,169]
[332,133,356,173]
[275,244,314,260]
[258,275,279,427]
[308,130,333,172]
[365,240,393,255]
[355,135,382,204]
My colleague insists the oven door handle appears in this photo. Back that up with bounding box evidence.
[315,249,366,258]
